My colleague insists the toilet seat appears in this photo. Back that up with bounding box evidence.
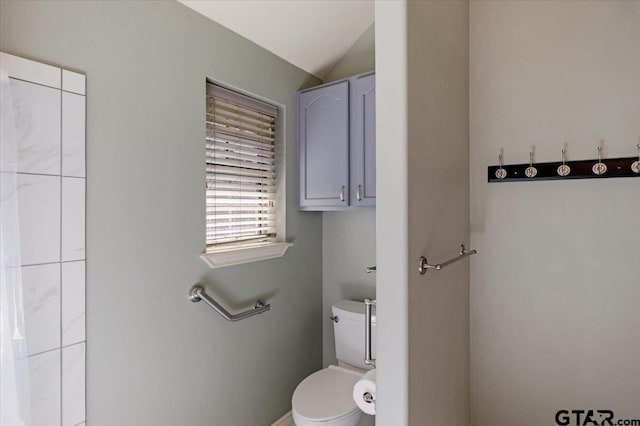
[292,365,363,425]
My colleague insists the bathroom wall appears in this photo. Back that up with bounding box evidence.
[374,2,409,422]
[405,2,470,424]
[375,1,470,424]
[0,2,323,425]
[324,24,375,84]
[1,53,87,426]
[470,2,640,425]
[321,23,376,367]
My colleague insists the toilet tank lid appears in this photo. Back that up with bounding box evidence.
[332,300,376,322]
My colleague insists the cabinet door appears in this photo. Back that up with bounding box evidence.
[298,81,349,210]
[350,73,376,207]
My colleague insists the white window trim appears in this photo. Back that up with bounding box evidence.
[201,81,292,269]
[201,241,293,269]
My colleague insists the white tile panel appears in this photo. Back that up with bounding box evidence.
[22,263,61,356]
[3,52,86,426]
[10,79,61,175]
[0,52,61,89]
[62,70,85,95]
[62,261,85,346]
[17,174,61,265]
[28,349,61,426]
[62,343,86,426]
[62,92,86,177]
[61,178,85,262]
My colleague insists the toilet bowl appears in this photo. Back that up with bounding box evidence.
[292,365,363,426]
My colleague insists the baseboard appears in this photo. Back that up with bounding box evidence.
[271,411,294,426]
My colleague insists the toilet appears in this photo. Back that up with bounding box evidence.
[292,300,376,426]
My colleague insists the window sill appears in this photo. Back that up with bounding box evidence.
[200,241,293,269]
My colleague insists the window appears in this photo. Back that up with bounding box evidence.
[201,83,291,268]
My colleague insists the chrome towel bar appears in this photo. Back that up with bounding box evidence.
[188,284,270,322]
[418,245,477,275]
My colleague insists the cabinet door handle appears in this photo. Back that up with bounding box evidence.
[339,186,345,202]
[356,185,362,202]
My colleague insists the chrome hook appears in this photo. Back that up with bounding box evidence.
[557,146,570,177]
[525,150,537,178]
[495,150,507,179]
[632,141,640,174]
[592,142,607,175]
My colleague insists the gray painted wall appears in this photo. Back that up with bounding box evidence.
[406,2,470,424]
[376,1,470,424]
[375,2,409,422]
[470,2,640,425]
[320,23,376,367]
[0,2,323,425]
[322,211,376,366]
[375,1,470,424]
[324,24,375,84]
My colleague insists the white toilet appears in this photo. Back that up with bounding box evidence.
[292,300,376,426]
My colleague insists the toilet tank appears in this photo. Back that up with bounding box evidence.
[332,300,376,370]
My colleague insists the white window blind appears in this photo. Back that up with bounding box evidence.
[206,84,278,247]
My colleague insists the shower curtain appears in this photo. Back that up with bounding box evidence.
[0,69,31,425]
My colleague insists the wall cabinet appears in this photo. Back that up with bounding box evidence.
[297,72,375,211]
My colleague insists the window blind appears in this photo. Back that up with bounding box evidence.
[206,84,278,247]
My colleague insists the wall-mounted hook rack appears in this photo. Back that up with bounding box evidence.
[488,156,639,183]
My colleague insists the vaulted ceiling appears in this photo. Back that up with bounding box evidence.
[178,0,374,79]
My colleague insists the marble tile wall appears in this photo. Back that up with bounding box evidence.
[2,52,86,426]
